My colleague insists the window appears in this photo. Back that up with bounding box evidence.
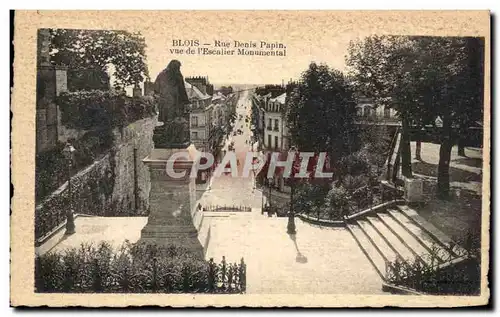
[275,136,279,150]
[274,119,279,131]
[268,118,272,130]
[268,135,272,148]
[192,131,198,140]
[192,116,198,127]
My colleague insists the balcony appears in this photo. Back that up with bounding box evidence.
[273,126,279,132]
[267,126,272,131]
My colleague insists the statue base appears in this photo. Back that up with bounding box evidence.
[140,146,204,258]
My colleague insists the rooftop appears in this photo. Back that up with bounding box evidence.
[185,80,211,100]
[270,93,286,104]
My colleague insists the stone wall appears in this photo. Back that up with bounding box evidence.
[110,117,156,214]
[35,116,157,241]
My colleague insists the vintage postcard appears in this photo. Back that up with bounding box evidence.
[11,10,490,307]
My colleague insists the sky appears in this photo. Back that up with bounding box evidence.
[137,11,377,86]
[107,10,488,87]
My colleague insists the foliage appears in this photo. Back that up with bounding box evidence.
[293,183,330,219]
[386,243,480,295]
[49,29,150,88]
[35,145,120,240]
[35,129,114,203]
[359,125,393,169]
[346,36,484,196]
[35,241,246,294]
[285,62,359,161]
[218,86,234,97]
[324,185,350,219]
[67,68,110,92]
[57,90,156,130]
[254,84,285,98]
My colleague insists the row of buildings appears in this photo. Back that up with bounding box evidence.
[251,84,400,154]
[185,77,237,156]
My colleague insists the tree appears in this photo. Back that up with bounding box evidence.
[219,86,234,96]
[347,36,484,198]
[49,29,149,89]
[285,62,359,164]
[346,36,426,178]
[454,37,484,157]
[421,37,483,197]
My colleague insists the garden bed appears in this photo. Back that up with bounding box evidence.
[35,242,246,294]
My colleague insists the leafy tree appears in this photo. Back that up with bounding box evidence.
[347,36,484,198]
[346,36,423,178]
[285,62,359,163]
[453,37,484,157]
[49,29,149,89]
[219,86,234,96]
[420,37,483,197]
[254,84,285,98]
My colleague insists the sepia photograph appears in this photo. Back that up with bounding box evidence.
[11,10,490,307]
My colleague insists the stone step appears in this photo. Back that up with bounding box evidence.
[347,223,387,280]
[397,205,466,257]
[376,213,430,266]
[366,216,415,263]
[387,208,452,263]
[356,219,397,263]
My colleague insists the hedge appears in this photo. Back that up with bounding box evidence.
[35,241,246,294]
[57,90,156,130]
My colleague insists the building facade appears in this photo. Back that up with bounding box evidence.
[187,80,212,151]
[263,93,289,151]
[355,96,400,125]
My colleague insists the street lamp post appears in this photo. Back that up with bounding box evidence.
[267,177,273,217]
[63,142,76,235]
[287,181,296,234]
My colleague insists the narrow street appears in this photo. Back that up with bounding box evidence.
[197,89,263,208]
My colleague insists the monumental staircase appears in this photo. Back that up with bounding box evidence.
[346,204,468,284]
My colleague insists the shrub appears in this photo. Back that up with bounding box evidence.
[35,129,114,203]
[386,254,480,295]
[386,234,481,295]
[57,91,156,130]
[324,185,350,219]
[35,242,246,294]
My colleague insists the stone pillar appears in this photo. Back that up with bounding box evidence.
[140,147,204,258]
[404,177,423,203]
[55,66,68,96]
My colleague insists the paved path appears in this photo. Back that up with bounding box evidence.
[205,209,384,294]
[36,217,148,256]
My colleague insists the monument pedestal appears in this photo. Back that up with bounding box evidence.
[140,146,204,258]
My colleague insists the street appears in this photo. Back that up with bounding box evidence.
[197,89,264,208]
